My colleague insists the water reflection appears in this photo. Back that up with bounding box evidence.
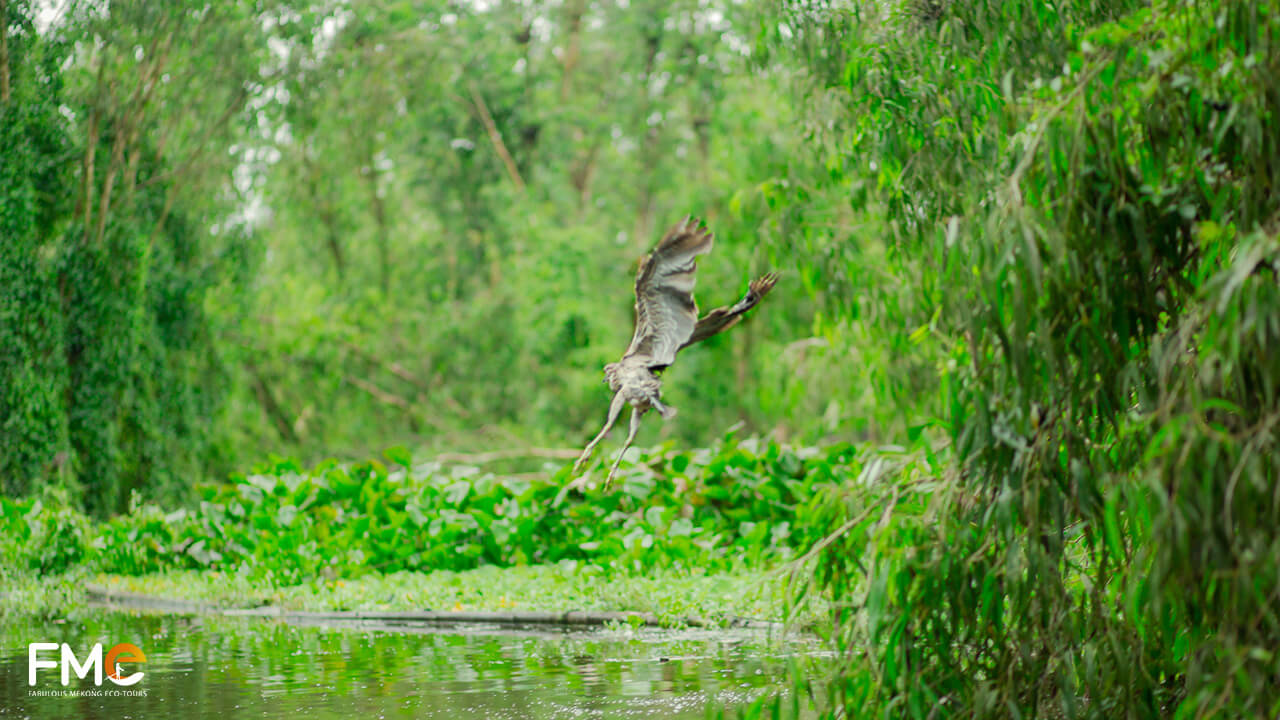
[1,609,825,719]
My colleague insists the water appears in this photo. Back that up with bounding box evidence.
[1,609,827,719]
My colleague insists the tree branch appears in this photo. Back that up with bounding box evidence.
[340,339,473,419]
[137,85,249,190]
[346,374,413,411]
[247,365,301,444]
[468,81,525,192]
[93,97,127,245]
[340,340,431,394]
[344,375,426,432]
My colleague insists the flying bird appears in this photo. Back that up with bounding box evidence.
[572,216,778,487]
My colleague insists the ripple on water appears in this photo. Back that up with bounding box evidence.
[1,609,829,719]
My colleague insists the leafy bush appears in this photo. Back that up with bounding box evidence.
[0,488,91,575]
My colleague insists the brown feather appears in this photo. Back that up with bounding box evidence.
[623,217,714,368]
[680,271,779,349]
[566,219,779,490]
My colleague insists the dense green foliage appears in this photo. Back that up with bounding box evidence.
[0,0,268,514]
[0,439,847,583]
[4,0,1280,717]
[0,1,73,499]
[0,0,848,509]
[762,0,1280,716]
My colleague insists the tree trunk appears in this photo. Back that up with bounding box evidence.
[559,0,585,102]
[302,153,345,279]
[570,140,600,210]
[358,138,391,296]
[369,169,391,297]
[79,59,108,245]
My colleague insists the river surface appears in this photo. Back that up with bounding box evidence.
[0,609,827,719]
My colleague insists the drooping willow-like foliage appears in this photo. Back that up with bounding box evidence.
[772,0,1280,715]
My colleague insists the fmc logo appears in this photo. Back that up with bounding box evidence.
[28,643,146,686]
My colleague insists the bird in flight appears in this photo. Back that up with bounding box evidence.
[572,216,778,487]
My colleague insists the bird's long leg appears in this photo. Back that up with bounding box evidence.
[605,406,644,489]
[573,392,626,475]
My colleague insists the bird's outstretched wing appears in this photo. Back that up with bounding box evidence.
[681,272,779,349]
[622,216,714,368]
